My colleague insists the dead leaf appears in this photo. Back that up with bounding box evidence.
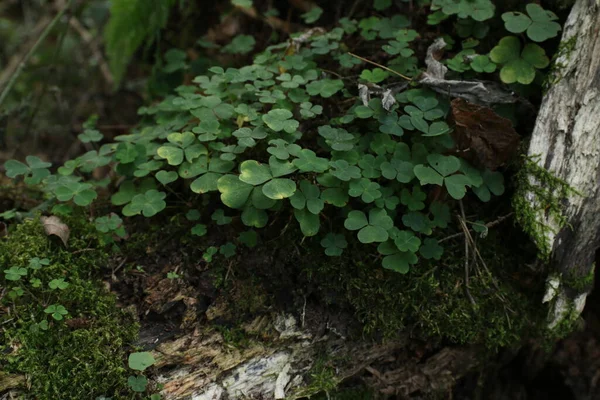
[450,98,520,170]
[40,215,70,246]
[0,222,6,238]
[419,38,518,106]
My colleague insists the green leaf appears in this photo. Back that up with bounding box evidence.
[402,211,432,235]
[220,242,237,258]
[115,143,139,163]
[346,209,393,243]
[127,375,148,393]
[400,187,426,211]
[490,36,549,84]
[420,238,444,260]
[157,145,184,166]
[344,210,368,231]
[268,157,297,178]
[239,230,258,248]
[320,233,348,256]
[55,181,98,206]
[318,126,354,151]
[431,0,495,22]
[4,266,27,281]
[380,159,414,183]
[413,165,443,186]
[217,175,253,209]
[155,170,178,185]
[78,129,103,143]
[190,172,221,194]
[321,188,349,207]
[305,79,344,98]
[301,6,323,24]
[262,179,296,199]
[360,68,389,83]
[329,160,361,181]
[232,0,252,8]
[354,105,374,119]
[444,174,471,199]
[211,209,233,225]
[293,149,329,173]
[191,224,207,236]
[393,230,421,252]
[348,178,381,203]
[239,160,272,185]
[427,154,460,176]
[382,251,417,274]
[241,206,268,228]
[262,109,299,133]
[44,304,68,320]
[4,160,29,178]
[28,257,50,270]
[49,278,70,290]
[470,55,496,73]
[430,202,451,228]
[502,4,561,42]
[223,34,256,54]
[185,209,201,221]
[294,208,320,236]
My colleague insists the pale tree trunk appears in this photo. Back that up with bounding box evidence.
[520,0,600,329]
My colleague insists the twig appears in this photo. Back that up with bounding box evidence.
[0,15,51,89]
[438,212,514,244]
[67,17,114,86]
[459,201,476,307]
[0,0,75,107]
[347,52,412,81]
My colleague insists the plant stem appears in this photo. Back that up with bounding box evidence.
[0,0,74,107]
[348,52,412,81]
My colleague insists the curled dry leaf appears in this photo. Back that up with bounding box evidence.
[0,222,7,238]
[40,215,70,246]
[450,98,520,171]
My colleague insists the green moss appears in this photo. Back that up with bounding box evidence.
[293,356,339,398]
[544,35,577,92]
[513,155,581,260]
[306,228,544,350]
[563,264,595,292]
[0,217,140,399]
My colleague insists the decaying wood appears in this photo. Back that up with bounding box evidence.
[150,311,479,399]
[523,0,600,328]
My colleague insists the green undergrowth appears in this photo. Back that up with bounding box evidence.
[305,228,545,349]
[173,210,546,351]
[0,217,140,400]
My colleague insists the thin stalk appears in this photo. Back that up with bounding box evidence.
[0,0,74,107]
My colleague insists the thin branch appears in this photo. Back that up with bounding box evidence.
[67,17,114,86]
[0,0,74,107]
[347,52,412,81]
[459,201,476,307]
[438,212,514,244]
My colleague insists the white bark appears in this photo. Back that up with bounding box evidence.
[525,0,600,328]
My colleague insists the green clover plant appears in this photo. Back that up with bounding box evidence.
[2,1,558,275]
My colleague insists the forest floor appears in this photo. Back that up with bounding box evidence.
[1,1,599,399]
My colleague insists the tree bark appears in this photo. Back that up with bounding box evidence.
[151,312,480,399]
[521,0,600,328]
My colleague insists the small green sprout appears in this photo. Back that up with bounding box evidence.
[44,304,69,321]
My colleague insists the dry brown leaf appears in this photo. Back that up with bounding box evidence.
[0,222,7,238]
[450,98,520,171]
[40,215,70,246]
